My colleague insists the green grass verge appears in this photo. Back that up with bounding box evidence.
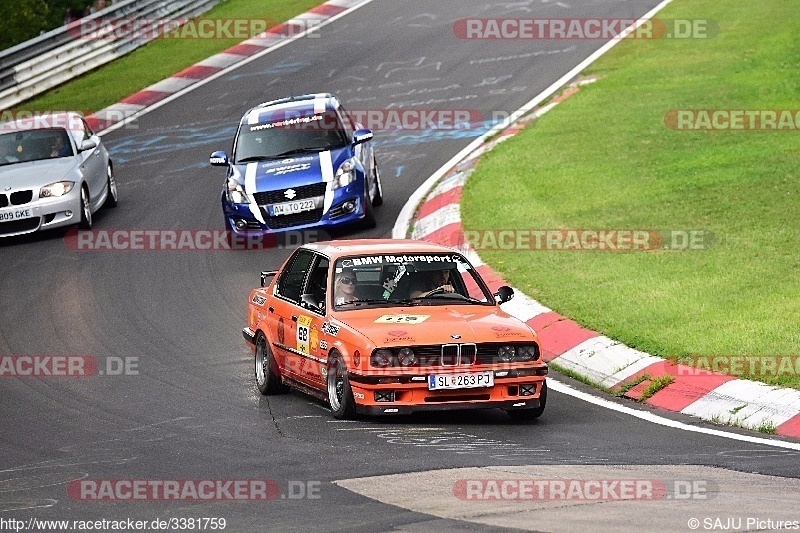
[461,0,800,388]
[18,0,322,113]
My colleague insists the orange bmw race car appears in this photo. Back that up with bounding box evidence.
[243,239,547,419]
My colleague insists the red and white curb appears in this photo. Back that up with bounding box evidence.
[395,88,800,440]
[85,0,371,133]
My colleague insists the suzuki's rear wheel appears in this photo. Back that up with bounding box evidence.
[327,353,356,419]
[255,332,287,395]
[361,189,377,229]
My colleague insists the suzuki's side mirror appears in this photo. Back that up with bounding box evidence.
[210,151,229,166]
[494,285,514,304]
[353,129,374,145]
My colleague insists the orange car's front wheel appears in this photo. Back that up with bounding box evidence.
[327,353,356,419]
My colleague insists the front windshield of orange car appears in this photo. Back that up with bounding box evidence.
[332,252,495,310]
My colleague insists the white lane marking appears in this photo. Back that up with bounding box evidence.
[548,378,800,451]
[556,336,663,388]
[410,203,460,240]
[0,499,58,513]
[98,0,378,135]
[681,379,800,429]
[500,292,550,323]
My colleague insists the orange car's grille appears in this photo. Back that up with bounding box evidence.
[374,343,538,367]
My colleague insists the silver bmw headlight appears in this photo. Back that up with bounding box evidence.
[39,181,74,198]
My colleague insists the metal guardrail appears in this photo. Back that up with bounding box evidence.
[0,0,219,110]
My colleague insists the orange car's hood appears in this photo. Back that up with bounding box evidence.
[334,305,536,347]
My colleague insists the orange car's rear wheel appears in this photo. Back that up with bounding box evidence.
[255,332,287,395]
[327,353,356,419]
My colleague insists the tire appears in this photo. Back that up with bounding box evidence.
[79,185,92,229]
[255,332,287,395]
[371,158,383,207]
[507,382,547,420]
[361,186,377,229]
[327,353,356,419]
[104,163,118,208]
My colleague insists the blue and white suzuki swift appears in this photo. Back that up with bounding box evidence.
[211,93,383,237]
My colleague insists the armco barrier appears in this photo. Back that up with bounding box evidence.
[0,0,218,109]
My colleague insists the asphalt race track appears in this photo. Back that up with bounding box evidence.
[2,1,799,531]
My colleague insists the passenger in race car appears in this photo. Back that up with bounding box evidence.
[334,270,359,306]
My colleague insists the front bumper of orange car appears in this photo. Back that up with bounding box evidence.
[347,368,547,415]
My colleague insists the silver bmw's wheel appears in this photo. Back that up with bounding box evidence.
[80,186,92,229]
[105,164,118,207]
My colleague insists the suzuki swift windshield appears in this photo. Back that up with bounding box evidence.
[234,110,348,163]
